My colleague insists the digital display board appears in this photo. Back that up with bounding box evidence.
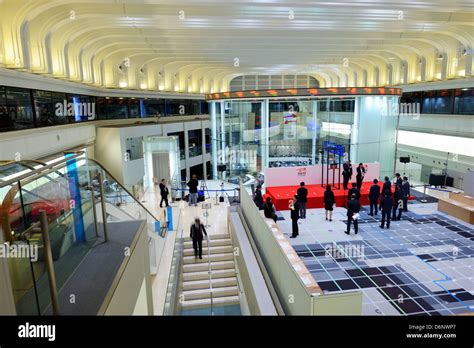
[205,87,402,100]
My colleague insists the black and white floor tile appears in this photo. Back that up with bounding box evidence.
[277,202,474,316]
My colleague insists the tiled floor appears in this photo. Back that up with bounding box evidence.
[277,201,474,316]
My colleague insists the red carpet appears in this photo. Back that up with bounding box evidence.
[265,182,413,211]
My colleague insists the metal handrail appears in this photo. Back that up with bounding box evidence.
[207,233,213,315]
[164,212,184,315]
[166,228,184,314]
[0,153,83,188]
[88,157,160,222]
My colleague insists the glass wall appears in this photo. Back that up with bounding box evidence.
[210,95,398,181]
[0,84,208,134]
[168,131,185,160]
[188,129,202,157]
[454,88,474,114]
[33,90,69,127]
[268,100,315,166]
[401,88,474,115]
[5,87,34,131]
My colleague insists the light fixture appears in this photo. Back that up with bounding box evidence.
[119,82,128,88]
[140,83,148,89]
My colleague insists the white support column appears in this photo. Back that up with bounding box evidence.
[350,97,360,163]
[261,99,270,170]
[312,100,318,165]
[211,102,218,179]
[201,120,207,179]
[184,126,190,180]
[220,101,226,180]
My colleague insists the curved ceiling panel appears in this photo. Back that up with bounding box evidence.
[0,0,472,93]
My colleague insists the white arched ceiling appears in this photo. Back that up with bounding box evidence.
[0,0,472,94]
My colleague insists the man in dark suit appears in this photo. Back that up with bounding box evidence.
[342,160,353,190]
[348,182,361,201]
[296,182,308,219]
[289,196,300,238]
[190,217,208,259]
[392,173,403,220]
[345,193,361,235]
[187,175,199,207]
[369,179,381,216]
[253,185,264,210]
[159,178,169,208]
[382,176,392,194]
[402,176,410,212]
[264,197,278,223]
[356,163,366,190]
[380,190,393,229]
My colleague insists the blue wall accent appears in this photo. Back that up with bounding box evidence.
[167,206,173,231]
[65,154,86,242]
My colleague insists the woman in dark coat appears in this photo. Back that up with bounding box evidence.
[324,185,335,221]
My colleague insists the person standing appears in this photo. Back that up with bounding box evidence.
[253,185,264,210]
[263,197,278,223]
[382,176,392,194]
[324,185,335,221]
[289,196,300,238]
[356,163,366,190]
[348,182,361,201]
[392,173,403,220]
[297,182,308,219]
[402,176,410,212]
[345,193,361,235]
[159,178,169,208]
[368,179,381,216]
[187,175,199,207]
[342,160,353,190]
[380,190,393,229]
[190,217,208,259]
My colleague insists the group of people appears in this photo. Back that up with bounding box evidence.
[254,182,310,239]
[344,171,410,234]
[254,160,411,238]
[342,160,367,191]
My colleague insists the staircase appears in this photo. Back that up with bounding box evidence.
[180,234,240,312]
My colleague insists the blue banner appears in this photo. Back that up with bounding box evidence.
[323,141,345,156]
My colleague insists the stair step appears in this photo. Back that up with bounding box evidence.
[183,234,229,242]
[183,268,236,282]
[183,260,235,273]
[184,238,232,248]
[181,295,240,310]
[183,253,234,264]
[184,245,233,256]
[182,277,238,291]
[181,286,239,301]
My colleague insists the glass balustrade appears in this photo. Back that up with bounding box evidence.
[0,153,167,315]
